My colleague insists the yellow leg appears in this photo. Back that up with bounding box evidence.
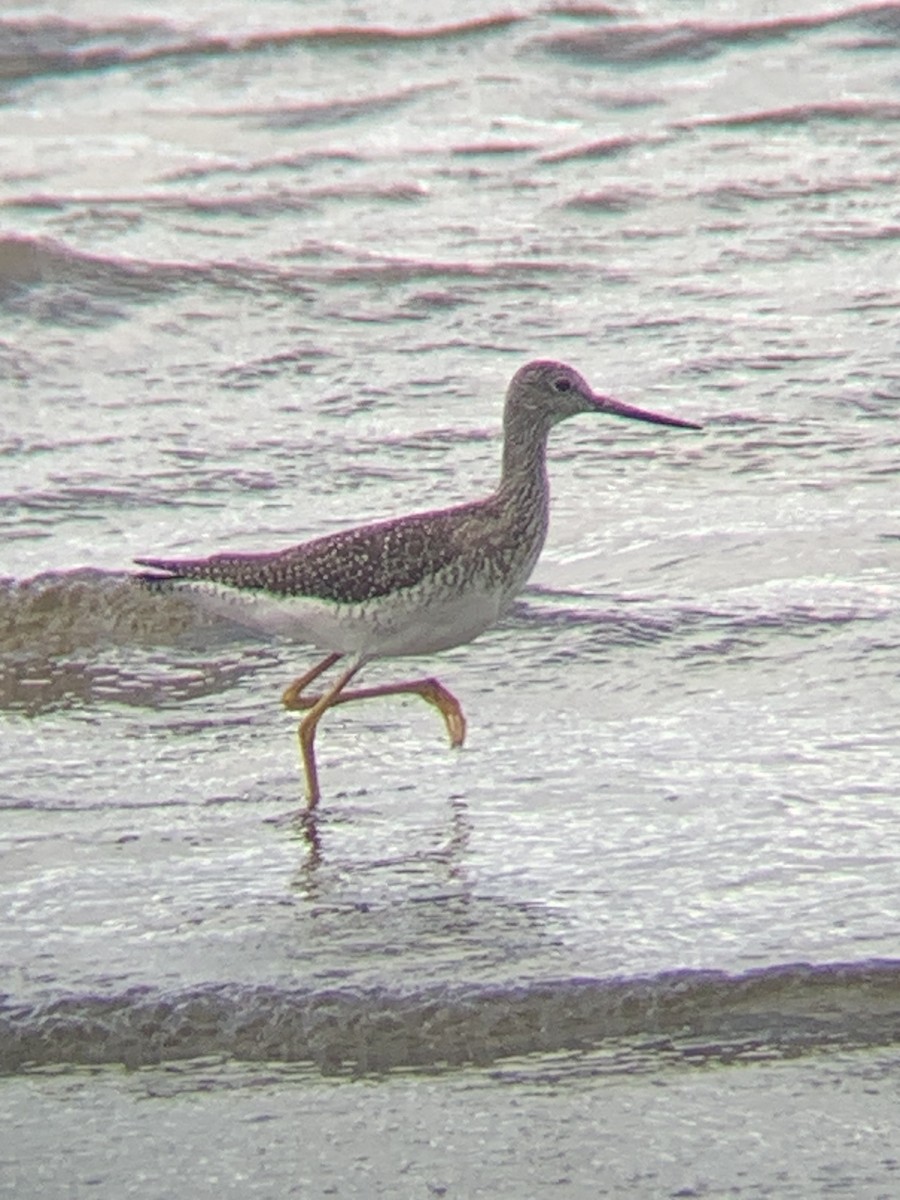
[284,666,466,749]
[297,661,362,809]
[336,677,467,749]
[282,656,468,807]
[282,652,342,710]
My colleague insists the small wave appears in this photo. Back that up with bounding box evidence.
[215,83,448,130]
[539,134,657,164]
[0,14,521,83]
[564,186,650,213]
[698,172,899,210]
[0,569,266,714]
[539,6,900,66]
[268,15,523,47]
[0,235,579,295]
[0,15,172,82]
[284,255,582,286]
[452,140,542,157]
[1,959,896,1075]
[516,582,895,641]
[0,233,577,310]
[682,100,900,129]
[0,234,318,325]
[0,568,204,658]
[7,184,427,221]
[0,233,202,306]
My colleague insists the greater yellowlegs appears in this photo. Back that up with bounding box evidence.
[136,360,701,807]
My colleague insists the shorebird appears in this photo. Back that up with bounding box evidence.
[136,360,701,807]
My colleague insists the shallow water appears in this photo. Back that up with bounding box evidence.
[2,0,900,1194]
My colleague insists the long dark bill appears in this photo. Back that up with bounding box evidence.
[592,393,703,431]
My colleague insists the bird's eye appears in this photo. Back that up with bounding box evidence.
[553,377,572,393]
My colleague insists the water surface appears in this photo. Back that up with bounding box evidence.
[2,0,899,1195]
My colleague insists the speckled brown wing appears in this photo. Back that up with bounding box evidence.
[135,499,496,606]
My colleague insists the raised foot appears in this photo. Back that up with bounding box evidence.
[283,665,467,750]
[412,678,467,748]
[280,655,468,807]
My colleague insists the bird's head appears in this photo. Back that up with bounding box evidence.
[507,360,702,431]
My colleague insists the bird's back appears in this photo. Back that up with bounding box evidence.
[136,488,543,605]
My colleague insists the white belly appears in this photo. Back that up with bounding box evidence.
[177,579,506,660]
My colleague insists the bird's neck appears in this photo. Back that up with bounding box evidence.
[480,412,553,604]
[498,409,553,503]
